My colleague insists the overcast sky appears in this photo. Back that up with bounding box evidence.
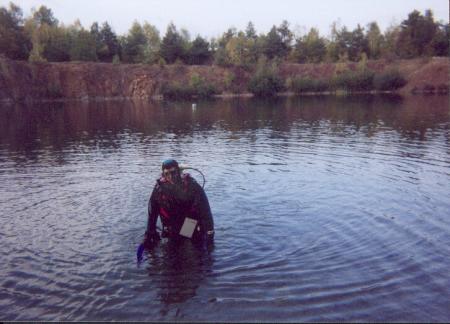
[4,0,449,39]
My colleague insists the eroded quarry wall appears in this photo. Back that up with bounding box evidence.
[0,57,448,101]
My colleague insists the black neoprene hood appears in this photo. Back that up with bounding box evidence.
[162,159,179,170]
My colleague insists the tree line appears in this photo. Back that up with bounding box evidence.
[1,2,448,66]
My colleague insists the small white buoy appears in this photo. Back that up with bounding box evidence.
[192,103,197,110]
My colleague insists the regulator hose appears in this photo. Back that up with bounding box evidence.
[180,166,206,188]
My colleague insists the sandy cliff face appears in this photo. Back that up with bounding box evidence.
[0,57,448,102]
[395,57,449,94]
[0,59,162,101]
[0,59,243,101]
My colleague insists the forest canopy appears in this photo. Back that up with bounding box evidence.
[1,2,448,65]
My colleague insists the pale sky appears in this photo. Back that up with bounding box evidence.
[4,0,449,39]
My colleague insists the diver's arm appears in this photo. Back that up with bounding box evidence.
[192,181,214,239]
[145,185,161,244]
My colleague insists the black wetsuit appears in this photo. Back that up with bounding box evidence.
[146,173,214,242]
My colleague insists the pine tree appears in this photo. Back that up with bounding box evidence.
[188,36,211,65]
[160,23,185,63]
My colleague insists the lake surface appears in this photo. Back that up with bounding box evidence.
[0,95,449,321]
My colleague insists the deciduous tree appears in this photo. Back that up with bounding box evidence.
[68,20,97,61]
[142,22,160,64]
[293,28,326,63]
[0,2,31,60]
[32,5,58,27]
[122,21,147,63]
[366,22,384,59]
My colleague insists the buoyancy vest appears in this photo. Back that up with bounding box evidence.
[155,174,199,235]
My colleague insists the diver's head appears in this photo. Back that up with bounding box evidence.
[162,159,181,184]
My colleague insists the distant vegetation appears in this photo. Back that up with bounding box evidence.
[1,3,448,66]
[283,69,407,95]
[373,70,407,91]
[287,77,330,94]
[161,73,219,99]
[247,57,285,97]
[0,3,447,98]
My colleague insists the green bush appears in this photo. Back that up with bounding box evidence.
[189,73,203,89]
[223,71,235,91]
[373,70,407,91]
[289,77,330,93]
[189,74,219,98]
[161,74,218,99]
[247,56,285,97]
[161,82,193,99]
[332,69,375,91]
[158,57,166,67]
[248,72,284,97]
[194,83,218,98]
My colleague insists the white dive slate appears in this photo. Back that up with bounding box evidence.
[179,217,198,238]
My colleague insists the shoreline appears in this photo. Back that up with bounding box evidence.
[1,90,448,104]
[0,57,448,103]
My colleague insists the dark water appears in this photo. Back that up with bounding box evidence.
[0,95,449,321]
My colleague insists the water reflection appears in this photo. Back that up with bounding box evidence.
[145,240,214,313]
[1,95,448,148]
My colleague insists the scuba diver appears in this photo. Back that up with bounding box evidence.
[143,159,214,248]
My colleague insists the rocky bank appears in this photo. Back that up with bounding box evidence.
[0,56,448,102]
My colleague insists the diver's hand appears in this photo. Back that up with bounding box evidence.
[143,230,160,247]
[206,230,215,242]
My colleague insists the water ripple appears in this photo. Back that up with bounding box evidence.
[0,97,449,321]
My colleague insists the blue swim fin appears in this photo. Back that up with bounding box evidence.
[137,243,145,262]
